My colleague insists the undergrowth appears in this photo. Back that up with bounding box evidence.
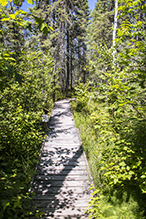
[55,88,76,101]
[71,82,146,219]
[72,107,146,219]
[0,57,54,218]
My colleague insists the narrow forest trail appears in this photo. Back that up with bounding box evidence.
[31,99,93,219]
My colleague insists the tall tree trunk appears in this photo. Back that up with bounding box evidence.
[113,0,118,64]
[66,27,69,98]
[78,40,81,80]
[60,20,65,92]
[52,0,56,102]
[83,43,86,83]
[0,16,3,45]
[70,36,73,90]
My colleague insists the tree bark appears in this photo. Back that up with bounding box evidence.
[52,0,56,102]
[112,0,118,64]
[70,36,73,90]
[66,27,69,98]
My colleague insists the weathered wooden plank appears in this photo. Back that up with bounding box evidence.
[42,147,82,152]
[40,157,85,164]
[39,161,86,166]
[40,152,83,158]
[31,207,89,216]
[48,168,86,173]
[44,144,81,149]
[39,156,84,163]
[40,159,86,165]
[31,99,92,218]
[33,199,90,208]
[34,175,89,181]
[33,193,91,201]
[41,151,82,157]
[36,169,88,175]
[33,180,91,188]
[36,169,88,176]
[38,164,87,171]
[30,216,88,219]
[34,186,92,195]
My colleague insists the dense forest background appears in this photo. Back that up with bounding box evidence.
[0,0,146,218]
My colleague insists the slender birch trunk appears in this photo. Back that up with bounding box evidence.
[113,0,118,64]
[52,0,56,102]
[66,26,69,98]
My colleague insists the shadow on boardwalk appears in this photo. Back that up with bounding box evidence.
[31,100,91,218]
[33,148,87,217]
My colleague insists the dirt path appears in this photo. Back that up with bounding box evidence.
[31,99,92,218]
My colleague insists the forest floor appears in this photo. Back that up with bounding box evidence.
[31,99,93,219]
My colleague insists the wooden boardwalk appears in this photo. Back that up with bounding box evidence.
[31,99,92,218]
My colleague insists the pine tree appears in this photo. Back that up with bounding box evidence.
[74,0,90,83]
[88,0,114,51]
[31,0,90,96]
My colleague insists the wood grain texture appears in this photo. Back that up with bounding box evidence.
[31,99,92,218]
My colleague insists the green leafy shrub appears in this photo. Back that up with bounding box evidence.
[72,82,146,218]
[73,82,90,112]
[0,49,54,218]
[73,100,146,218]
[0,100,44,218]
[87,189,144,219]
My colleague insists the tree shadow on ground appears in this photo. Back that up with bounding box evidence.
[32,146,90,218]
[31,99,91,218]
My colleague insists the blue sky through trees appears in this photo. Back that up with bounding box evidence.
[21,0,96,12]
[88,0,96,11]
